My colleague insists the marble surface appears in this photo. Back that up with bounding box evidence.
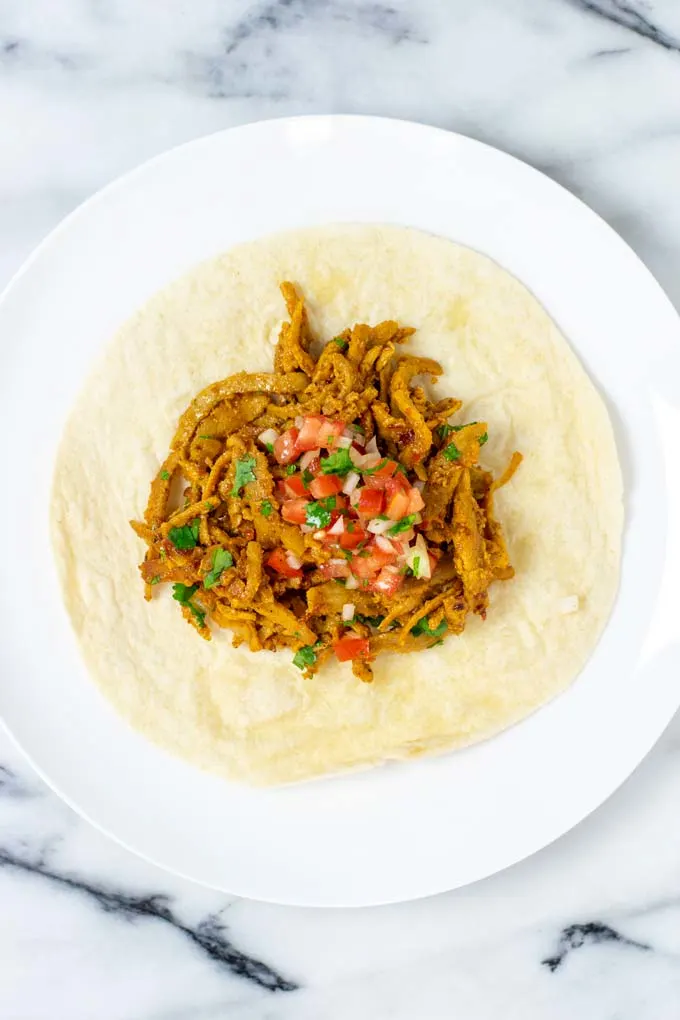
[2,1,680,1017]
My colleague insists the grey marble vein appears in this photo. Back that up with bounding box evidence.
[542,921,652,972]
[568,0,680,52]
[0,846,299,993]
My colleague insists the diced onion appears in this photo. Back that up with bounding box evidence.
[295,416,304,429]
[366,435,379,456]
[342,470,361,495]
[345,574,359,590]
[342,602,356,622]
[374,535,393,554]
[406,534,431,578]
[300,448,320,469]
[258,428,279,447]
[559,595,579,614]
[336,435,352,448]
[361,452,382,470]
[367,517,393,535]
[349,445,364,467]
[313,530,326,541]
[349,488,362,507]
[300,524,314,534]
[343,425,363,440]
[286,552,302,570]
[328,516,345,536]
[414,479,425,492]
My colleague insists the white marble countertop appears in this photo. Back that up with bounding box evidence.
[2,2,680,1017]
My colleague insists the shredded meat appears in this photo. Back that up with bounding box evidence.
[131,283,521,681]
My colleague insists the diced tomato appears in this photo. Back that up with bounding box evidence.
[363,461,403,490]
[338,524,368,550]
[406,487,425,514]
[357,488,384,517]
[370,565,403,596]
[284,473,307,498]
[281,498,310,525]
[319,559,351,579]
[296,416,324,451]
[266,547,303,578]
[385,472,411,495]
[274,428,300,465]
[385,489,410,521]
[317,419,346,448]
[304,455,320,475]
[309,474,343,499]
[351,543,396,578]
[333,635,370,662]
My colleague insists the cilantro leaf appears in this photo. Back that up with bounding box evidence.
[362,458,388,476]
[479,432,488,445]
[411,555,421,577]
[150,575,161,585]
[160,470,170,481]
[436,424,455,440]
[293,644,318,670]
[168,519,200,550]
[320,447,354,477]
[172,582,199,604]
[354,613,385,628]
[264,442,274,454]
[260,499,273,518]
[285,464,297,476]
[231,454,257,496]
[203,547,234,590]
[332,336,349,351]
[302,468,314,488]
[410,616,448,639]
[443,442,461,462]
[388,513,417,535]
[305,497,336,529]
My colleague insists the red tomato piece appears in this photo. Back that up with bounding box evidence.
[281,498,310,525]
[385,472,411,496]
[338,524,367,550]
[318,419,346,448]
[357,488,384,516]
[319,559,351,579]
[266,548,303,578]
[406,487,425,514]
[295,416,325,451]
[385,489,410,520]
[370,565,403,596]
[350,543,396,578]
[309,474,343,499]
[333,635,370,662]
[284,473,307,498]
[274,428,300,465]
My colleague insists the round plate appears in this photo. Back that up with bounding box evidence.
[1,116,679,907]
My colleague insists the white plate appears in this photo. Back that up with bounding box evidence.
[1,116,679,907]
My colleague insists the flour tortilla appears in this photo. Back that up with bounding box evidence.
[51,225,623,785]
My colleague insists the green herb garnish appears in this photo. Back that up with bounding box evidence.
[150,575,161,585]
[362,458,388,476]
[436,424,455,440]
[198,434,215,440]
[172,582,207,628]
[410,616,448,639]
[332,336,349,351]
[285,464,297,476]
[479,432,488,446]
[264,442,274,454]
[293,644,318,670]
[355,613,385,628]
[260,500,273,518]
[203,547,234,590]
[305,496,336,529]
[411,555,421,577]
[302,468,314,488]
[443,442,461,462]
[388,514,417,535]
[320,447,354,477]
[160,470,170,481]
[231,454,257,496]
[168,518,200,550]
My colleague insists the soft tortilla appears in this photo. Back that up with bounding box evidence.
[51,225,623,785]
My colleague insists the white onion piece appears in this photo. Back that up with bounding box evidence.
[258,428,279,447]
[361,452,382,470]
[295,415,304,429]
[336,435,352,448]
[342,602,356,622]
[349,445,364,467]
[345,574,359,590]
[300,524,314,534]
[299,448,320,469]
[367,517,393,535]
[286,552,302,570]
[343,425,363,440]
[366,435,379,456]
[349,489,362,508]
[342,470,361,495]
[374,535,394,554]
[313,530,326,541]
[328,516,345,536]
[406,534,431,578]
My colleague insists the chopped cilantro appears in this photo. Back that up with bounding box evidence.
[362,458,388,476]
[293,644,318,670]
[355,613,385,628]
[203,547,234,590]
[198,434,215,440]
[388,513,417,535]
[340,548,353,560]
[172,582,206,628]
[168,519,200,550]
[410,616,448,639]
[443,442,461,462]
[429,639,444,648]
[376,514,389,521]
[320,447,354,477]
[411,555,421,577]
[332,336,349,351]
[150,575,161,585]
[394,463,408,476]
[159,548,167,560]
[160,470,170,481]
[231,454,257,496]
[285,464,297,476]
[260,500,273,518]
[264,442,274,454]
[305,496,336,529]
[479,432,488,445]
[436,424,455,440]
[302,468,314,488]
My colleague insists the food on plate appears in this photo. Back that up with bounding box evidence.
[51,225,623,784]
[130,282,522,683]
